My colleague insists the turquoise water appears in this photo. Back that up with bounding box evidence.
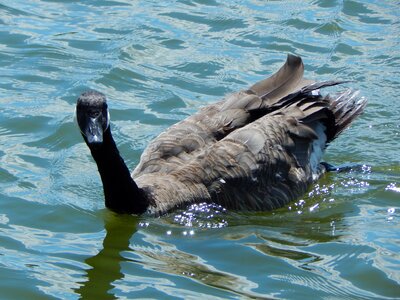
[0,0,399,299]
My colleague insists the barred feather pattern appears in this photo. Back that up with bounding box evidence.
[131,56,366,215]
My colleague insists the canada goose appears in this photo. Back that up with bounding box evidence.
[76,55,366,216]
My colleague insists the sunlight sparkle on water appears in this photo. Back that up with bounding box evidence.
[387,207,396,222]
[173,202,228,228]
[138,222,150,228]
[385,183,400,193]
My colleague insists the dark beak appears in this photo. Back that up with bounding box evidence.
[84,116,104,144]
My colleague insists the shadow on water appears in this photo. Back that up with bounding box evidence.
[75,213,138,300]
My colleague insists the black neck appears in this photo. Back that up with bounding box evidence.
[86,127,148,214]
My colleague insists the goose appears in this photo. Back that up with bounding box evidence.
[76,55,366,216]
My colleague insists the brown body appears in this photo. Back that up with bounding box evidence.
[76,55,366,216]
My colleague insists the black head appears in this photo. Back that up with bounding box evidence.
[76,90,110,145]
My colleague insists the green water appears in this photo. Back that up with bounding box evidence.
[0,0,399,299]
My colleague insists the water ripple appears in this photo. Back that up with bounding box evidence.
[0,0,399,299]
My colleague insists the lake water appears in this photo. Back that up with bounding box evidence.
[0,0,399,299]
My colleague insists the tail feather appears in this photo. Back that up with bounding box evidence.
[285,82,367,142]
[329,89,367,141]
[249,54,305,106]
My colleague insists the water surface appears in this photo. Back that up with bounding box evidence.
[0,0,399,299]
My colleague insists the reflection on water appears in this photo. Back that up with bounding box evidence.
[0,0,399,299]
[76,214,138,300]
[75,213,270,299]
[74,171,399,299]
